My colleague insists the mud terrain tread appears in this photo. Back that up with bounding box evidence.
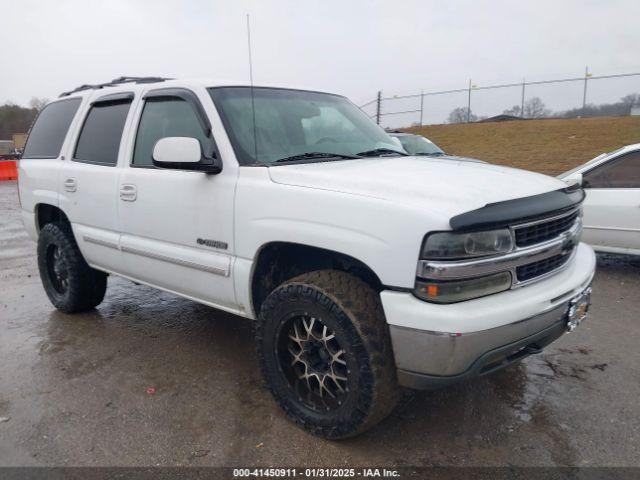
[37,222,107,313]
[256,269,400,439]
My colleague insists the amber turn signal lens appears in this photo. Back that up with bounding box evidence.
[415,271,512,304]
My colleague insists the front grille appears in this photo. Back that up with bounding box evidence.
[516,250,573,282]
[514,209,579,247]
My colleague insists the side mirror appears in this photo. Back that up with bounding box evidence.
[563,172,583,188]
[152,137,222,174]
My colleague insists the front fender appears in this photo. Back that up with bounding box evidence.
[234,169,450,290]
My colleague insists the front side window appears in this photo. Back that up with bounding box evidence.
[583,151,640,188]
[208,87,402,165]
[74,100,132,166]
[132,97,212,167]
[22,98,82,159]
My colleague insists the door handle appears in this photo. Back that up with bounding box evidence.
[64,178,77,193]
[119,184,137,202]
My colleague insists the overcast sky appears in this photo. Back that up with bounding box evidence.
[2,0,639,125]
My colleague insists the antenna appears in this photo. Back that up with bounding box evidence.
[246,14,258,163]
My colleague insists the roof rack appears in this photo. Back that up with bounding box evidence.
[59,76,172,97]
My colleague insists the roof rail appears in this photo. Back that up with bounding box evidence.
[59,76,172,97]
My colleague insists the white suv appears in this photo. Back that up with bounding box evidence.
[18,77,596,439]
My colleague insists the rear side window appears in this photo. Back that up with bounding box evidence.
[74,100,132,166]
[22,98,82,159]
[132,97,211,167]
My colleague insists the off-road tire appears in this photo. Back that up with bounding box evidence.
[37,222,107,313]
[255,270,400,439]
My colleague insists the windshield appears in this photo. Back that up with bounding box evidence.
[395,135,444,155]
[208,87,404,165]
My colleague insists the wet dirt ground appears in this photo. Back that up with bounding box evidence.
[0,180,639,467]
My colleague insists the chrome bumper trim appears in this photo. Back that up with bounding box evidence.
[390,301,569,378]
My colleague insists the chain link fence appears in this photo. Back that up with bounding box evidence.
[358,69,640,129]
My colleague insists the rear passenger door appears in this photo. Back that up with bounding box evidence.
[582,150,640,252]
[116,88,237,311]
[59,92,135,273]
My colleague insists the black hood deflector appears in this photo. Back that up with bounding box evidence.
[450,187,585,231]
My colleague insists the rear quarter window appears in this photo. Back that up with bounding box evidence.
[22,98,82,159]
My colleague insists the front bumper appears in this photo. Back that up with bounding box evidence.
[381,242,596,390]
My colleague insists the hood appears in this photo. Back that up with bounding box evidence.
[268,156,567,218]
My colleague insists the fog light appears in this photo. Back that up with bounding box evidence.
[414,271,512,304]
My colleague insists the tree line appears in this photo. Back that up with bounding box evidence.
[447,92,640,124]
[0,98,48,140]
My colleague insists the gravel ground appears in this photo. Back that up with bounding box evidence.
[0,180,639,468]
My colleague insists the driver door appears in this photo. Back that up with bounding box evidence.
[117,88,238,311]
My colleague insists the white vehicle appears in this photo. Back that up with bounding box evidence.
[561,145,640,256]
[388,132,446,156]
[389,131,485,163]
[18,77,595,439]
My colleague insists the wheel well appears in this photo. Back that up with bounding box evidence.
[251,242,383,317]
[36,204,70,232]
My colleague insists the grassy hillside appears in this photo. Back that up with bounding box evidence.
[404,116,640,176]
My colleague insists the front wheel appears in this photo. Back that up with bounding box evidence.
[255,270,400,439]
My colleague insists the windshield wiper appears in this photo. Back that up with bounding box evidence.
[273,152,361,163]
[414,152,445,156]
[356,148,407,157]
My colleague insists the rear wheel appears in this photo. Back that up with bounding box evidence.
[256,270,400,439]
[37,222,107,313]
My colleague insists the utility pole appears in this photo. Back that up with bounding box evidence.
[375,90,382,125]
[467,79,472,123]
[582,66,590,115]
[520,78,526,118]
[419,89,424,126]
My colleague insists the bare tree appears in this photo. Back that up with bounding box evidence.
[560,92,640,117]
[621,93,640,107]
[29,97,49,111]
[503,105,522,117]
[523,97,550,119]
[448,107,477,124]
[503,98,550,118]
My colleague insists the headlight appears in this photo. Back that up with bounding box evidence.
[421,229,514,259]
[414,271,512,303]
